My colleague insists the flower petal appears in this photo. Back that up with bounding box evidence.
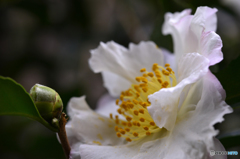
[102,71,131,97]
[162,7,219,65]
[211,138,227,159]
[199,31,223,66]
[161,47,176,72]
[66,96,124,146]
[162,9,192,62]
[134,71,232,159]
[65,124,82,159]
[89,41,164,96]
[79,144,138,159]
[191,7,217,40]
[148,53,209,131]
[79,136,153,159]
[95,93,125,120]
[177,52,210,82]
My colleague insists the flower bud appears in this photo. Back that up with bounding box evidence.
[30,84,63,125]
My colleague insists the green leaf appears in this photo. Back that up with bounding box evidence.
[0,76,58,132]
[215,56,240,106]
[218,130,240,149]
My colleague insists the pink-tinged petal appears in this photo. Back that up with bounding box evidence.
[191,7,218,40]
[66,96,124,146]
[162,9,193,62]
[162,7,219,66]
[199,31,223,66]
[162,9,192,36]
[148,53,209,131]
[89,41,164,96]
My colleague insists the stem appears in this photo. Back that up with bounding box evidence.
[58,113,71,159]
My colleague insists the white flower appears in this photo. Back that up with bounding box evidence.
[65,6,233,159]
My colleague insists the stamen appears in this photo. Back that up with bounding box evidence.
[120,129,126,134]
[165,63,170,67]
[150,121,155,126]
[121,121,127,126]
[140,118,145,122]
[136,77,141,82]
[133,132,139,137]
[141,77,148,83]
[162,70,170,76]
[116,132,121,137]
[166,67,172,72]
[143,126,149,131]
[140,68,146,72]
[116,99,119,105]
[115,126,119,131]
[117,108,122,114]
[120,95,124,101]
[137,122,141,127]
[133,99,139,104]
[110,63,176,141]
[143,73,148,77]
[146,131,151,136]
[157,78,162,84]
[147,72,154,77]
[133,110,139,116]
[139,109,144,114]
[126,137,132,142]
[125,127,130,132]
[126,116,132,121]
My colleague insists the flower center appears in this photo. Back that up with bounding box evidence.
[109,63,177,142]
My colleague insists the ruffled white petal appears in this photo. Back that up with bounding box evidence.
[148,53,209,131]
[89,41,164,97]
[199,31,223,66]
[191,7,217,40]
[162,9,192,62]
[66,96,124,146]
[133,71,232,159]
[162,7,219,65]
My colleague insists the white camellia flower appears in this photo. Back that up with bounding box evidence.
[65,6,233,159]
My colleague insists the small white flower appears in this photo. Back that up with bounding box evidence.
[65,7,232,159]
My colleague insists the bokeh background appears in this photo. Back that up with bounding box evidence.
[1,0,240,158]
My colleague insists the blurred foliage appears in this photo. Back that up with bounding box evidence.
[219,130,240,149]
[1,0,240,158]
[0,116,65,159]
[215,56,240,107]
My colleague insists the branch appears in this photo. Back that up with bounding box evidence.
[58,113,71,159]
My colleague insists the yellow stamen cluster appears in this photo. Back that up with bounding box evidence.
[110,63,177,142]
